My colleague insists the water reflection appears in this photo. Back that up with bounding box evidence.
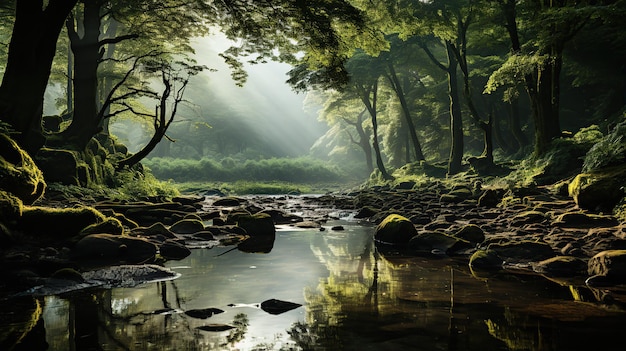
[4,220,626,350]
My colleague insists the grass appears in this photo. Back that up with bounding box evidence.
[173,180,358,195]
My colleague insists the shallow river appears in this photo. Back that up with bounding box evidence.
[28,217,626,350]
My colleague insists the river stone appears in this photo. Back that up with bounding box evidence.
[553,212,619,228]
[375,214,417,244]
[71,233,157,264]
[79,217,124,237]
[169,219,204,234]
[19,205,106,238]
[469,249,503,270]
[532,256,588,277]
[569,165,626,212]
[139,222,177,239]
[454,224,485,244]
[159,239,191,260]
[488,241,555,263]
[0,133,46,204]
[213,197,245,206]
[587,250,626,280]
[236,213,275,236]
[409,231,473,255]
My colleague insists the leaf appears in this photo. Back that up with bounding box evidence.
[260,299,302,315]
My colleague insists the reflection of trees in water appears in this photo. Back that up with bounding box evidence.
[38,279,251,351]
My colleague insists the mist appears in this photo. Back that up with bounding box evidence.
[109,33,327,159]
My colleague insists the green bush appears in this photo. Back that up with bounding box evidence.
[583,120,626,172]
[143,156,348,183]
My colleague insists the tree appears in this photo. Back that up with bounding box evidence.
[116,60,203,169]
[0,0,78,154]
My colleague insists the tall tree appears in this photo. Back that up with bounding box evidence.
[0,0,78,153]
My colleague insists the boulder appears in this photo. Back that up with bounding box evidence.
[587,250,626,281]
[34,147,82,186]
[532,256,588,277]
[18,206,106,238]
[0,133,46,204]
[374,214,417,244]
[408,231,473,255]
[159,239,191,260]
[169,219,204,234]
[71,233,157,264]
[553,212,619,228]
[487,241,555,264]
[0,189,23,224]
[569,165,626,212]
[469,249,503,270]
[237,213,276,236]
[453,224,485,244]
[213,197,246,206]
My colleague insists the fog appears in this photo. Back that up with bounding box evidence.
[108,33,327,158]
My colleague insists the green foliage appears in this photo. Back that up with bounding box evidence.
[502,126,603,187]
[142,156,349,184]
[583,119,626,172]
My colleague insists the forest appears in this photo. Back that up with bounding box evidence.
[0,0,625,196]
[3,1,626,349]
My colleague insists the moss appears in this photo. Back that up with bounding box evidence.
[568,164,626,211]
[237,213,276,236]
[375,214,418,244]
[79,217,125,236]
[0,189,23,224]
[19,205,106,238]
[0,133,46,204]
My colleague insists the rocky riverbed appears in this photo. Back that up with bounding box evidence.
[2,179,626,303]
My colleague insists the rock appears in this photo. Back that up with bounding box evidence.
[169,219,204,234]
[354,206,379,219]
[79,217,125,237]
[138,222,177,239]
[159,239,191,260]
[260,299,302,315]
[81,264,178,287]
[569,165,626,212]
[478,188,505,207]
[469,249,503,270]
[0,133,46,204]
[212,197,246,206]
[409,231,473,255]
[553,212,619,228]
[237,213,276,236]
[258,209,303,224]
[18,206,106,239]
[532,256,588,277]
[71,233,158,264]
[587,250,626,282]
[453,224,485,244]
[374,214,418,244]
[294,220,321,229]
[172,195,205,206]
[34,147,83,186]
[196,324,236,332]
[488,241,555,264]
[0,189,23,224]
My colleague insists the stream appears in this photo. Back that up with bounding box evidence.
[7,214,626,350]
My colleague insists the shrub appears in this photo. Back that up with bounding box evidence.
[583,120,626,172]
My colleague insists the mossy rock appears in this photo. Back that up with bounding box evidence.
[213,197,246,206]
[71,233,157,264]
[587,249,626,279]
[18,205,106,238]
[33,147,81,186]
[409,231,473,255]
[454,224,485,244]
[487,241,555,263]
[532,256,588,277]
[159,239,191,260]
[0,189,23,224]
[237,213,276,236]
[169,219,205,234]
[0,133,46,204]
[568,165,626,212]
[374,214,417,244]
[553,212,619,228]
[79,217,125,237]
[469,249,503,270]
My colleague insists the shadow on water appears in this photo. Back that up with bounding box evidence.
[3,219,626,350]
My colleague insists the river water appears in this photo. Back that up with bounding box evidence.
[13,217,626,350]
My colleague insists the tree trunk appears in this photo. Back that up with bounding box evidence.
[446,41,464,175]
[508,98,528,152]
[360,80,393,180]
[386,62,425,162]
[0,0,79,154]
[344,109,374,174]
[60,0,103,150]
